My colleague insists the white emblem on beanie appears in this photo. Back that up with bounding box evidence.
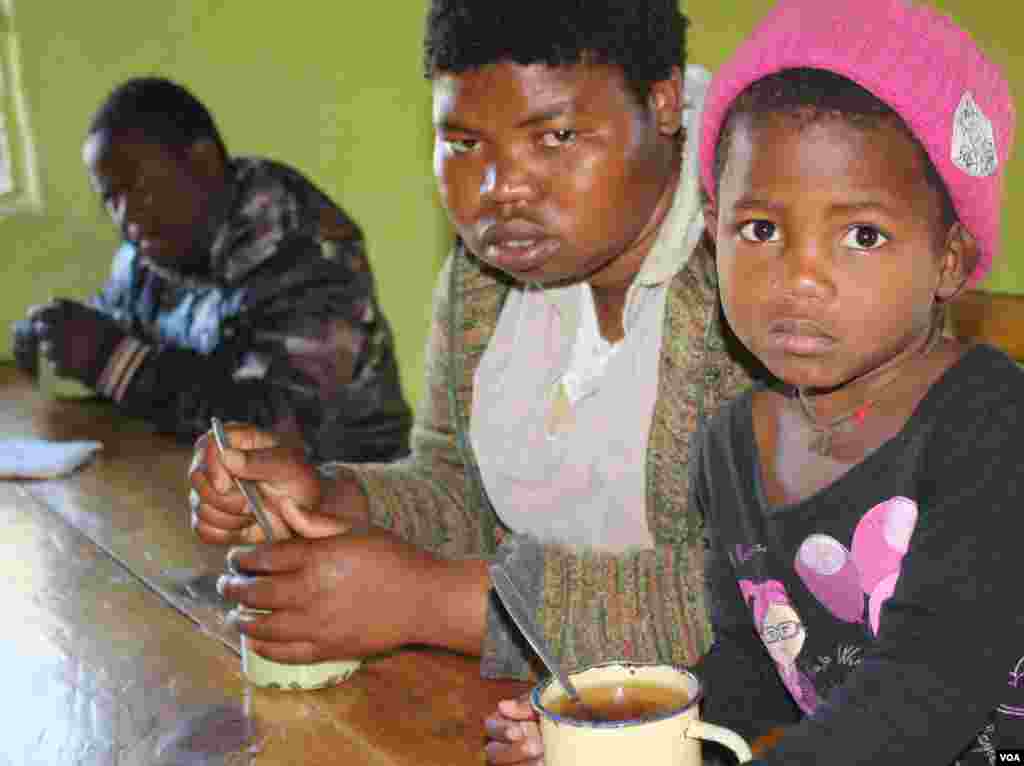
[952,91,998,178]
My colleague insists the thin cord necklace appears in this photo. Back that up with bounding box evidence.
[795,324,942,458]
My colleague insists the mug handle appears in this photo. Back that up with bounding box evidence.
[684,720,753,764]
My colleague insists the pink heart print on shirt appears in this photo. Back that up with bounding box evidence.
[792,534,864,624]
[794,497,919,635]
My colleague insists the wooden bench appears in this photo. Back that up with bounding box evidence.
[948,290,1024,362]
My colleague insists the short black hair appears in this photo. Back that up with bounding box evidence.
[713,68,956,228]
[87,77,228,160]
[423,0,689,103]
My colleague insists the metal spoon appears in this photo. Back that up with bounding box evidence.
[209,417,276,544]
[489,564,597,717]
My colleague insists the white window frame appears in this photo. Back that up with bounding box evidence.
[0,0,41,214]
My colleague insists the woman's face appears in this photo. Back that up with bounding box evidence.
[432,60,682,290]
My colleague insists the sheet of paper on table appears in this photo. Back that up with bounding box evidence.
[0,438,103,479]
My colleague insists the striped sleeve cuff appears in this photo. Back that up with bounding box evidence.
[95,337,152,402]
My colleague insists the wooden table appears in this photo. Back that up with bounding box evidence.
[0,364,530,765]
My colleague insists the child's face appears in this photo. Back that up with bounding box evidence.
[432,60,682,288]
[707,114,966,391]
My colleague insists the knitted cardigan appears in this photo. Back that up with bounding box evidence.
[334,237,758,679]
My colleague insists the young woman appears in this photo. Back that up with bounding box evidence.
[189,0,758,699]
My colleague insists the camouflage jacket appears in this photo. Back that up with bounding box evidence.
[90,157,411,463]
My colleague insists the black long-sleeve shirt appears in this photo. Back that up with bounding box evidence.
[692,344,1024,765]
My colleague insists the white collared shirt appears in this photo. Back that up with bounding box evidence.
[469,65,710,552]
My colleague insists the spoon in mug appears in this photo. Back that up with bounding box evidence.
[209,417,276,544]
[489,564,599,718]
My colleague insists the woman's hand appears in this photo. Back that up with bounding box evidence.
[188,422,362,544]
[484,694,544,765]
[194,422,491,661]
[218,532,459,661]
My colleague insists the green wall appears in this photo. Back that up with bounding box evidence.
[2,1,1020,414]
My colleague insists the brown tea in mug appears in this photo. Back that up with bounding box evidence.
[548,681,690,722]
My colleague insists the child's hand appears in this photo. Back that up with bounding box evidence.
[484,694,543,765]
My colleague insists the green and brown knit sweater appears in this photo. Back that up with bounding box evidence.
[331,238,759,680]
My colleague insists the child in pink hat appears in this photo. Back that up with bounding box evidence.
[691,0,1020,764]
[483,1,1019,765]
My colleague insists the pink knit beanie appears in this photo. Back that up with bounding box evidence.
[699,0,1015,286]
